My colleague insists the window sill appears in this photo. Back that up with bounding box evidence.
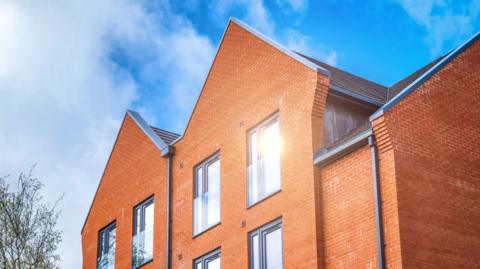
[133,258,153,269]
[192,222,221,239]
[247,189,282,209]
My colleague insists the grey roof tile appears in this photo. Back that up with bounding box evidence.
[150,127,181,145]
[296,52,389,103]
[387,55,446,100]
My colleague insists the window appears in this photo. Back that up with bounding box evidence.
[132,197,154,268]
[249,219,283,269]
[194,249,221,269]
[248,114,281,206]
[194,153,221,235]
[97,222,116,269]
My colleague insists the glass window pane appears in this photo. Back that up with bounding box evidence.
[135,207,141,235]
[252,234,260,269]
[207,160,220,226]
[144,203,154,257]
[196,167,203,196]
[262,121,280,196]
[207,256,221,269]
[249,131,259,204]
[100,232,106,255]
[194,156,221,235]
[193,194,203,234]
[145,203,154,230]
[132,199,154,268]
[207,160,220,191]
[265,227,283,269]
[107,227,116,269]
[98,224,116,269]
[196,261,202,269]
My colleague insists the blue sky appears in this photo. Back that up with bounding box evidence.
[0,0,479,267]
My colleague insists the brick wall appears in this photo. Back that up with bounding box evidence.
[82,19,480,269]
[81,115,168,269]
[169,21,329,269]
[319,145,379,268]
[373,116,403,268]
[382,39,480,267]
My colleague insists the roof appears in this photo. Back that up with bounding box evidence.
[298,53,389,104]
[82,111,178,233]
[314,30,480,165]
[387,55,446,100]
[151,127,181,145]
[371,30,480,120]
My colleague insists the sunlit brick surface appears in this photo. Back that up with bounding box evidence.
[82,20,480,269]
[82,115,168,269]
[379,39,480,268]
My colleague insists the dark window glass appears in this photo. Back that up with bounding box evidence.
[97,222,116,269]
[132,196,154,268]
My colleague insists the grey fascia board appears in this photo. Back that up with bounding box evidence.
[314,128,373,166]
[230,17,331,76]
[369,108,384,121]
[126,110,172,157]
[370,30,480,121]
[330,84,385,107]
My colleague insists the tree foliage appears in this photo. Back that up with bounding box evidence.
[0,168,62,269]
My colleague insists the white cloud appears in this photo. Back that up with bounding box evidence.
[395,0,480,55]
[208,0,335,66]
[0,0,214,268]
[285,29,338,65]
[276,0,309,13]
[209,0,275,35]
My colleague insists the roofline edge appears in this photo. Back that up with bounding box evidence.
[127,110,173,157]
[314,128,373,166]
[230,17,331,76]
[370,30,480,121]
[330,84,385,107]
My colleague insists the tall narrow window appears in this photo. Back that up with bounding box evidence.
[194,153,221,235]
[132,196,154,268]
[194,249,221,269]
[97,222,116,269]
[249,219,283,269]
[248,114,281,206]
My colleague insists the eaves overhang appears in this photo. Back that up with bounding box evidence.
[314,128,372,167]
[329,83,384,107]
[127,110,175,157]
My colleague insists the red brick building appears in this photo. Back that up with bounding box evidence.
[81,18,480,269]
